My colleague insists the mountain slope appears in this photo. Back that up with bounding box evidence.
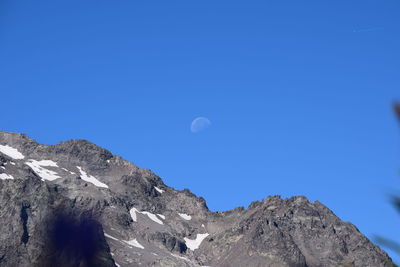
[0,131,394,267]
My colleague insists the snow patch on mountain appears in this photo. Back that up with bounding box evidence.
[0,145,25,159]
[184,233,209,251]
[0,173,14,180]
[129,207,164,225]
[26,159,60,181]
[141,211,164,225]
[77,166,108,188]
[154,186,164,193]
[178,213,192,220]
[129,207,138,222]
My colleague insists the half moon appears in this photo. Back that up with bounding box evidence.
[190,117,211,133]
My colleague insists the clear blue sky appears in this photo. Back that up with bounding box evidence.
[1,0,400,261]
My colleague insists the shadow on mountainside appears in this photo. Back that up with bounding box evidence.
[35,208,116,267]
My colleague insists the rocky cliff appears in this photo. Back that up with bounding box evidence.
[0,131,394,266]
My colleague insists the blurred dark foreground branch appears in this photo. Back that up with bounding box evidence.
[394,103,400,121]
[374,103,400,263]
[375,236,400,255]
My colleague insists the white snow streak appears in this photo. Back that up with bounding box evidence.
[26,159,60,181]
[157,214,165,220]
[129,207,164,225]
[61,167,76,175]
[124,239,145,249]
[154,186,164,193]
[77,166,108,188]
[184,233,209,251]
[36,160,58,167]
[171,253,191,262]
[141,211,164,225]
[130,207,138,222]
[104,233,119,241]
[104,233,145,249]
[0,173,14,180]
[178,213,192,220]
[0,145,25,159]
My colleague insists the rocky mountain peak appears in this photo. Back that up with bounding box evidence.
[0,131,394,266]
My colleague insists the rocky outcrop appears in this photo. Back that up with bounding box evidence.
[0,131,395,266]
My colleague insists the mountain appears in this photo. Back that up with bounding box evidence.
[0,131,394,267]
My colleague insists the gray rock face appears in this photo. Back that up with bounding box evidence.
[0,131,395,267]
